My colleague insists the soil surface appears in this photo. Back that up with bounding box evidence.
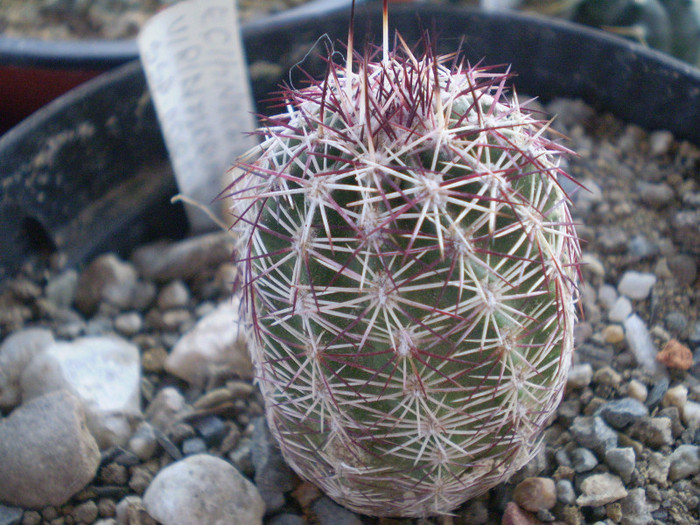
[0,0,315,40]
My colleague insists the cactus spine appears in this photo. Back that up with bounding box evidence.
[229,4,580,517]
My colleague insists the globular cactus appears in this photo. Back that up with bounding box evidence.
[228,7,580,517]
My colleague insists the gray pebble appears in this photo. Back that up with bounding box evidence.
[599,227,628,254]
[556,479,576,505]
[605,447,636,482]
[598,397,649,429]
[157,280,190,310]
[44,269,78,309]
[646,376,670,409]
[193,415,228,447]
[181,437,208,456]
[131,233,236,282]
[627,235,657,259]
[673,209,700,255]
[251,418,295,514]
[628,416,674,448]
[555,449,571,467]
[114,311,143,336]
[665,311,689,337]
[0,504,22,525]
[639,182,675,208]
[128,421,158,461]
[311,497,363,525]
[668,444,700,480]
[620,488,653,525]
[667,254,698,287]
[267,514,305,525]
[571,448,598,472]
[570,416,618,457]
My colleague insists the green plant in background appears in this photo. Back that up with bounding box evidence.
[519,0,700,66]
[228,1,581,516]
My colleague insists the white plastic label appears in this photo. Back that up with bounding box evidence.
[138,0,257,232]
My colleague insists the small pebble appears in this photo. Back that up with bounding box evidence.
[682,400,700,428]
[576,473,627,506]
[626,380,648,403]
[608,296,633,322]
[570,416,618,457]
[512,477,557,512]
[645,376,670,408]
[597,284,618,308]
[592,366,622,388]
[267,514,305,525]
[602,324,625,344]
[570,448,598,472]
[646,451,669,484]
[20,335,142,448]
[618,271,656,300]
[72,501,98,524]
[181,437,208,456]
[143,454,264,525]
[0,505,22,525]
[656,338,694,370]
[556,479,576,505]
[157,280,190,310]
[668,444,700,480]
[620,488,653,525]
[567,363,593,389]
[639,182,674,208]
[624,315,663,374]
[605,447,636,482]
[666,254,697,287]
[0,391,100,509]
[628,416,674,448]
[598,397,649,429]
[662,384,688,410]
[664,311,688,337]
[113,311,143,336]
[310,497,363,525]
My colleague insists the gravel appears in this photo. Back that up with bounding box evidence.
[1,12,699,524]
[0,0,319,40]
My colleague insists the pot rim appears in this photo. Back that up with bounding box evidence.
[0,0,366,69]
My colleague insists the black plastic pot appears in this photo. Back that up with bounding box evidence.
[2,3,700,286]
[0,0,366,134]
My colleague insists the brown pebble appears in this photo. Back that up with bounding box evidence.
[512,477,557,512]
[501,501,542,525]
[656,339,693,370]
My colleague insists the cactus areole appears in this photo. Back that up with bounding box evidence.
[228,5,581,517]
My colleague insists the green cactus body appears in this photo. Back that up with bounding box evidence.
[229,39,580,517]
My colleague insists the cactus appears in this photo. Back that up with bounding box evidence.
[228,5,580,517]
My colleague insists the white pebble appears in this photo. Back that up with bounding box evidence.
[626,380,648,403]
[0,328,55,410]
[598,284,618,309]
[165,300,253,387]
[576,473,628,506]
[618,271,657,300]
[682,400,700,429]
[624,315,663,375]
[662,384,688,410]
[609,296,633,323]
[20,336,142,448]
[143,454,264,525]
[567,363,593,389]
